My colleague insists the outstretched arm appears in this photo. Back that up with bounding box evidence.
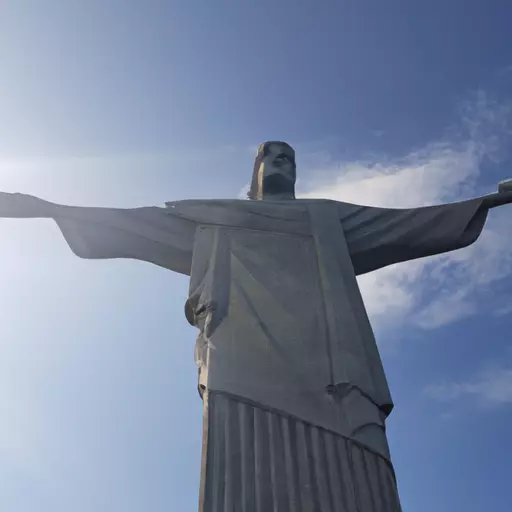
[341,180,512,275]
[340,197,487,275]
[0,192,196,275]
[0,192,57,217]
[341,179,512,275]
[481,192,512,209]
[480,179,512,209]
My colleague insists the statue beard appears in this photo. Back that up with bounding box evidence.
[260,173,296,198]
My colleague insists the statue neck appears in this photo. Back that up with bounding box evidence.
[259,192,296,201]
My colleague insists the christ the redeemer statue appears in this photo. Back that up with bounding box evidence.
[2,141,511,511]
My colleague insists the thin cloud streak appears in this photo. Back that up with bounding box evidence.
[425,366,512,406]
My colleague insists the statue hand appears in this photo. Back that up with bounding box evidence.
[0,192,56,218]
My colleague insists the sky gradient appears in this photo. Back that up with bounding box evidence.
[1,1,512,511]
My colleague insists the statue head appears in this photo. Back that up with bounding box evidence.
[248,141,296,200]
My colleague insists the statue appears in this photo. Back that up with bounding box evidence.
[1,141,511,511]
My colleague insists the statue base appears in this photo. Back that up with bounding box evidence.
[198,391,401,511]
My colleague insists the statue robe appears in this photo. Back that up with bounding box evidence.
[53,197,487,510]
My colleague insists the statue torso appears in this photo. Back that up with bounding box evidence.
[173,199,392,458]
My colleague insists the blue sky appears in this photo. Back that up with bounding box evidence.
[0,1,511,511]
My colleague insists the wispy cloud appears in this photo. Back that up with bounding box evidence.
[425,364,512,407]
[299,91,512,335]
[495,303,512,317]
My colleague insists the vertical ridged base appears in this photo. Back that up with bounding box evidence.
[199,391,401,512]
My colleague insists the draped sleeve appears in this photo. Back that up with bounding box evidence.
[338,198,488,275]
[53,203,196,275]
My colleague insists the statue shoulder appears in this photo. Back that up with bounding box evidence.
[163,199,310,233]
[163,199,258,226]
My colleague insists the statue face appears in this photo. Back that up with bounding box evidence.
[258,142,296,184]
[250,141,296,200]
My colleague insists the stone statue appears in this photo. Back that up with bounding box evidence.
[1,141,511,511]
